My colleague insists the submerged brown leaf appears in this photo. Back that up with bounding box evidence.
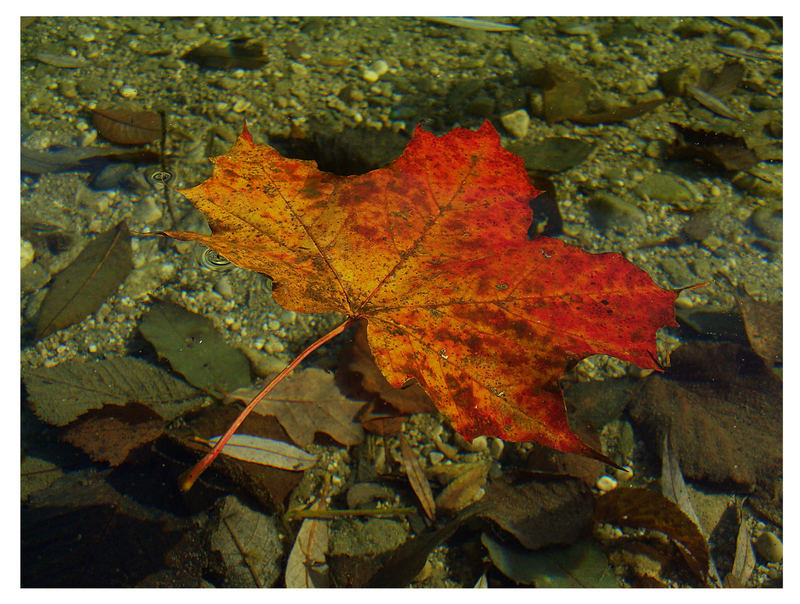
[480,475,593,549]
[91,108,162,145]
[735,290,782,365]
[628,341,782,490]
[667,123,759,172]
[594,487,711,583]
[237,367,365,447]
[23,356,199,426]
[62,405,165,466]
[35,221,132,340]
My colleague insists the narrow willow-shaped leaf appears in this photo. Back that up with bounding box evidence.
[35,221,132,340]
[400,434,436,521]
[207,434,317,471]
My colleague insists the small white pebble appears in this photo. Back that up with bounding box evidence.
[119,85,137,99]
[21,239,35,269]
[267,319,281,331]
[88,343,98,353]
[362,69,379,83]
[596,475,618,492]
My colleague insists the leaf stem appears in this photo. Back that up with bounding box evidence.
[179,315,360,491]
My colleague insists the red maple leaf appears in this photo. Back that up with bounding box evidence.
[165,121,677,489]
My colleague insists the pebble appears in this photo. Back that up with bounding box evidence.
[596,475,618,492]
[21,239,35,270]
[370,59,389,76]
[214,276,235,300]
[659,257,696,288]
[756,531,782,563]
[119,85,138,99]
[636,173,697,209]
[488,438,504,460]
[267,319,281,330]
[750,207,782,241]
[614,465,634,482]
[131,197,163,224]
[500,109,531,139]
[232,98,251,113]
[362,69,380,83]
[588,193,647,234]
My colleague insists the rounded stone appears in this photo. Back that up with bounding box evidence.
[596,475,618,492]
[756,531,782,563]
[119,85,137,99]
[500,109,531,139]
[21,239,35,270]
[362,69,379,83]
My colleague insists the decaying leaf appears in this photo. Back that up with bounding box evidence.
[542,72,593,123]
[21,146,159,175]
[480,475,594,549]
[209,495,282,587]
[62,405,166,466]
[482,533,618,587]
[139,300,251,393]
[507,136,596,173]
[181,38,268,69]
[23,356,200,426]
[735,289,782,365]
[91,108,162,145]
[285,498,330,588]
[205,434,317,471]
[399,434,436,521]
[667,123,759,172]
[165,120,677,464]
[572,98,665,125]
[35,221,132,340]
[724,503,756,588]
[594,487,711,583]
[228,367,365,447]
[661,434,703,532]
[628,341,782,490]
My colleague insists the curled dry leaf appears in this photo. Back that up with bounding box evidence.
[168,406,304,508]
[724,503,756,587]
[435,461,489,514]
